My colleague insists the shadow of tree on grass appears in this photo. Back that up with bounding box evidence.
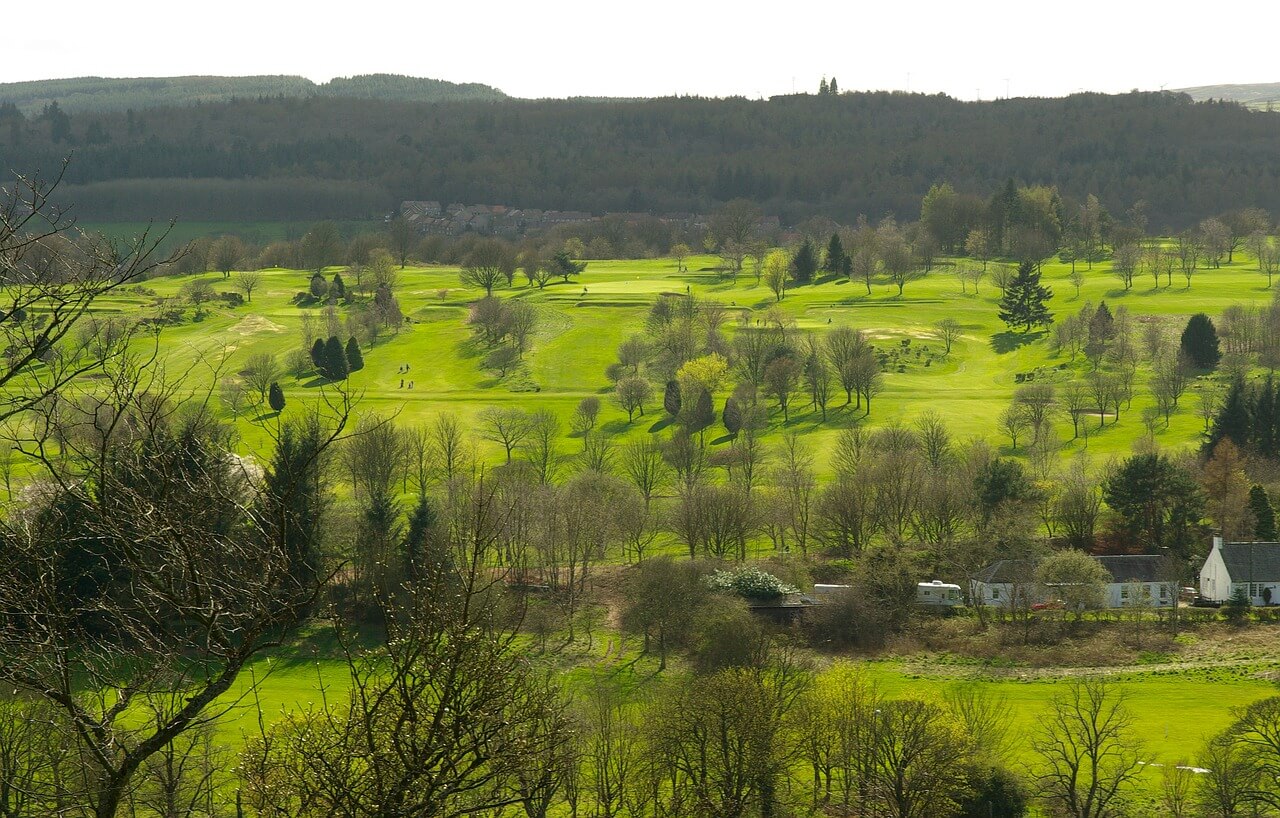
[990,330,1045,354]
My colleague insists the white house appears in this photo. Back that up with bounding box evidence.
[1199,537,1280,605]
[1094,555,1176,608]
[969,559,1039,608]
[972,555,1176,609]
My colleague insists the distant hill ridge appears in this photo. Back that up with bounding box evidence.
[1175,82,1280,108]
[0,74,507,114]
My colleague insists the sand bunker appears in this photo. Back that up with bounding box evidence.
[229,315,286,335]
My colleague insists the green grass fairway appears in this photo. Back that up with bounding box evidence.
[120,250,1277,472]
[86,248,1280,777]
[213,650,1278,778]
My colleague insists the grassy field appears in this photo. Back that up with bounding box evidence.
[211,636,1279,794]
[115,250,1276,473]
[88,248,1280,784]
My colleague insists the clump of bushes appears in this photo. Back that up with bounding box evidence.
[706,566,797,600]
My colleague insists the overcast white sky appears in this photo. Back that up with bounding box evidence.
[4,0,1273,99]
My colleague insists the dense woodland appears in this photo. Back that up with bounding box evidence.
[3,90,1280,225]
[0,73,506,115]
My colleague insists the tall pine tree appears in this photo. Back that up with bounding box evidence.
[791,238,818,284]
[268,381,285,413]
[823,233,846,274]
[723,396,743,436]
[1209,376,1250,450]
[686,388,714,437]
[1254,375,1277,457]
[345,337,364,372]
[324,335,349,381]
[663,379,682,417]
[401,495,452,584]
[997,261,1054,332]
[1180,313,1221,370]
[1250,484,1277,540]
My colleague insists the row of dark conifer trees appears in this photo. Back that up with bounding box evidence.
[309,335,364,381]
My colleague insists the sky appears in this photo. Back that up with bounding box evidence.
[5,0,1274,100]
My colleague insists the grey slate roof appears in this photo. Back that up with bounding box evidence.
[1094,555,1173,584]
[1220,541,1280,582]
[972,559,1035,584]
[975,554,1174,585]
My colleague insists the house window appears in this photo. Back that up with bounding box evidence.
[1159,586,1168,599]
[1120,586,1129,599]
[991,587,1000,600]
[1252,583,1264,598]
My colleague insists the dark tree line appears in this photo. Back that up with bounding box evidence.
[5,91,1280,225]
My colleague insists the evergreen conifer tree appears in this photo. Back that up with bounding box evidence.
[663,379,682,417]
[401,495,451,583]
[1254,376,1277,456]
[345,336,364,371]
[997,261,1054,332]
[791,238,818,283]
[686,388,714,435]
[310,338,326,370]
[723,396,742,436]
[268,381,285,413]
[1180,313,1221,369]
[823,233,846,274]
[262,418,327,596]
[324,335,349,380]
[1089,302,1115,343]
[1250,484,1277,540]
[332,272,346,300]
[1209,376,1250,449]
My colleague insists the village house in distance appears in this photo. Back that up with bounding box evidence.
[1200,536,1280,605]
[971,554,1180,609]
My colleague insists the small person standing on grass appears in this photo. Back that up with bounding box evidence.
[400,379,404,388]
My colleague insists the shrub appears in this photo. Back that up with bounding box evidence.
[285,348,311,378]
[956,765,1028,817]
[690,598,767,673]
[1222,586,1252,625]
[811,559,858,583]
[706,565,797,600]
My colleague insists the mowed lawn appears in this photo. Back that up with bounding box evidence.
[212,650,1279,778]
[99,248,1280,776]
[114,249,1278,472]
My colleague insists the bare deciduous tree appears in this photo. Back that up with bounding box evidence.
[1033,679,1145,818]
[0,163,173,426]
[242,475,573,817]
[479,407,533,464]
[234,268,262,302]
[0,356,348,818]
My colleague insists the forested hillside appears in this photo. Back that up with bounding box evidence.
[3,90,1280,226]
[1177,81,1280,107]
[0,73,506,115]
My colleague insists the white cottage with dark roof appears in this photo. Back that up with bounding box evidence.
[1094,555,1178,608]
[1199,536,1280,605]
[971,554,1178,608]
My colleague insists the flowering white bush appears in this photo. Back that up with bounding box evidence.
[706,566,798,599]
